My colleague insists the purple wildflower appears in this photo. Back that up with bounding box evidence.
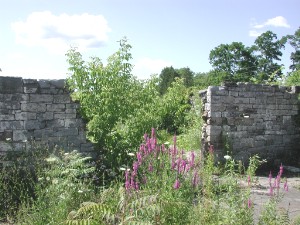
[173,179,180,189]
[247,198,252,208]
[148,163,153,172]
[151,127,155,138]
[247,175,251,187]
[133,161,139,173]
[268,171,272,185]
[269,185,274,196]
[137,152,142,165]
[190,151,195,168]
[284,180,288,192]
[279,164,284,177]
[135,181,139,190]
[192,170,199,188]
[125,170,130,190]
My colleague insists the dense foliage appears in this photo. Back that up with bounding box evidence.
[1,27,300,225]
[66,38,193,183]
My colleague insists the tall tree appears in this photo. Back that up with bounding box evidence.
[176,67,194,87]
[286,27,300,71]
[158,66,180,95]
[209,42,257,82]
[253,31,286,82]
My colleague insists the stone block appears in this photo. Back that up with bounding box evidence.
[23,79,39,93]
[30,94,53,102]
[46,119,65,128]
[15,111,37,120]
[13,130,28,142]
[228,91,239,97]
[0,115,15,120]
[65,119,84,128]
[0,102,21,110]
[46,104,66,112]
[0,77,23,93]
[0,121,24,132]
[37,112,54,121]
[53,94,71,103]
[54,113,76,119]
[24,120,45,130]
[49,80,65,89]
[54,128,78,137]
[66,103,80,109]
[38,80,51,88]
[33,129,53,139]
[0,131,13,141]
[234,97,250,104]
[21,103,47,112]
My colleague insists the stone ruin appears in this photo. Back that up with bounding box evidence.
[200,82,300,166]
[0,76,93,157]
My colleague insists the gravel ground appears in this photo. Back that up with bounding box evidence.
[250,175,300,224]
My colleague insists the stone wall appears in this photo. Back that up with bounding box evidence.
[200,82,300,165]
[0,76,93,155]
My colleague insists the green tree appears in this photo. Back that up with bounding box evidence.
[254,31,286,82]
[66,38,163,182]
[157,78,191,133]
[285,70,300,86]
[194,70,227,89]
[176,67,194,87]
[158,66,180,95]
[286,27,300,71]
[209,42,257,82]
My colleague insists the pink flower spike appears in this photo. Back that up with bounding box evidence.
[279,164,284,177]
[269,185,274,196]
[247,198,252,208]
[247,175,251,186]
[133,161,139,173]
[192,170,199,188]
[276,175,280,189]
[268,171,272,185]
[148,163,153,172]
[284,180,288,192]
[173,179,180,189]
[190,151,195,167]
[135,181,139,190]
[151,128,155,138]
[137,152,142,165]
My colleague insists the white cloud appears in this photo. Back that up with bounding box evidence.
[133,57,172,80]
[249,30,262,37]
[253,16,290,29]
[249,16,290,38]
[11,11,111,54]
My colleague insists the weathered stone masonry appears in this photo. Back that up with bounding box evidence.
[200,82,300,165]
[0,76,93,155]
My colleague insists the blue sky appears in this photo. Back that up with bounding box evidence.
[0,0,299,80]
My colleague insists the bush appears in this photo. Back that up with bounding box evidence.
[16,150,95,225]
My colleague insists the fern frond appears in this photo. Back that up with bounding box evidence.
[120,219,153,225]
[65,218,98,225]
[128,194,159,210]
[69,201,118,224]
